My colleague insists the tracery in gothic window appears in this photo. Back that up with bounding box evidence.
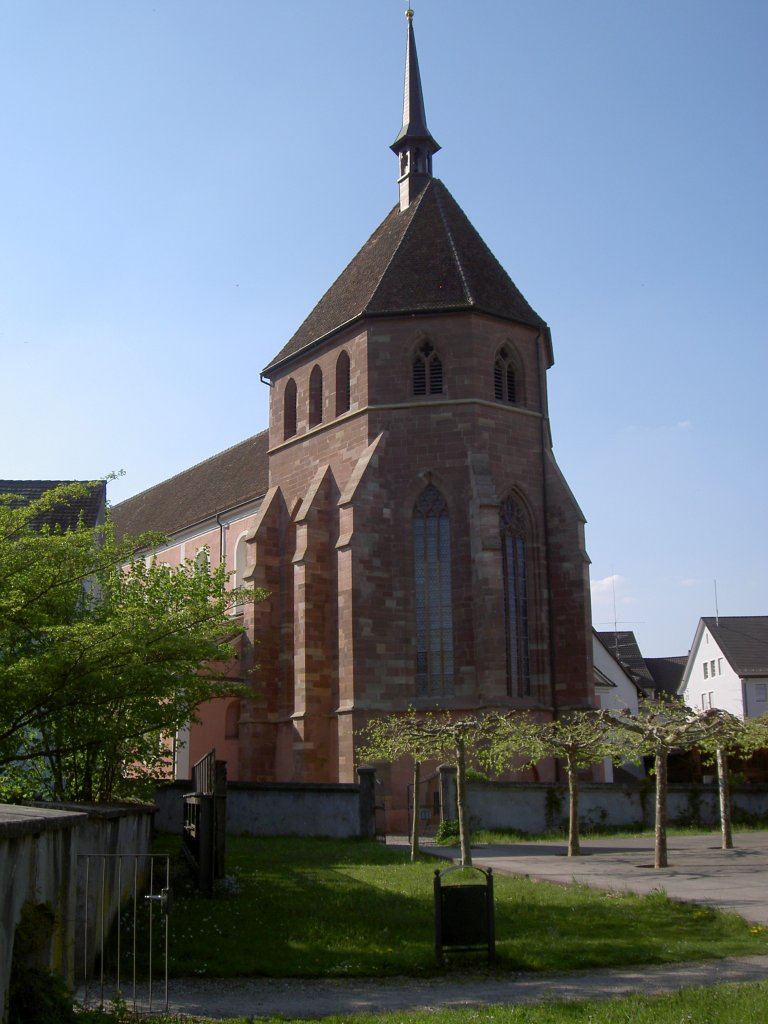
[413,484,454,696]
[494,347,517,404]
[413,341,443,396]
[500,495,530,697]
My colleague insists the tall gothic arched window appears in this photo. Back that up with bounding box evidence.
[500,495,530,697]
[336,350,351,416]
[284,378,297,439]
[413,484,454,696]
[309,365,323,427]
[413,341,443,396]
[494,347,517,404]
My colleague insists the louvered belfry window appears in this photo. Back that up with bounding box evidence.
[494,347,516,404]
[413,341,443,396]
[413,485,454,696]
[500,496,530,697]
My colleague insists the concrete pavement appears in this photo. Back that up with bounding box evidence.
[426,831,768,926]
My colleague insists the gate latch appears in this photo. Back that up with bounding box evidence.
[144,887,173,915]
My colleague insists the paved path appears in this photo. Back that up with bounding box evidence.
[82,834,768,1020]
[426,831,768,927]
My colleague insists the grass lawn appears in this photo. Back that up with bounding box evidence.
[464,825,768,845]
[78,981,768,1023]
[144,835,768,979]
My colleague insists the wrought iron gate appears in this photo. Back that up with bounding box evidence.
[77,853,172,1016]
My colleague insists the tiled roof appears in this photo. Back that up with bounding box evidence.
[110,431,269,540]
[0,479,105,531]
[645,656,687,697]
[596,631,656,689]
[263,179,549,375]
[703,617,768,678]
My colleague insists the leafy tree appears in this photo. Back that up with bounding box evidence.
[606,698,717,868]
[0,482,260,802]
[358,710,495,865]
[483,710,628,856]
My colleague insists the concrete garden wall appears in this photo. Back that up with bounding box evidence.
[0,802,154,1023]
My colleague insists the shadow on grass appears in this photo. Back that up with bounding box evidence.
[139,836,768,979]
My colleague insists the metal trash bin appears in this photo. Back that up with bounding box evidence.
[434,864,495,963]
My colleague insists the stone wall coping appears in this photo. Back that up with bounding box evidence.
[0,803,87,838]
[156,779,361,795]
[24,800,157,820]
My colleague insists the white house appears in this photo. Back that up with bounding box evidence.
[592,630,644,781]
[679,616,768,719]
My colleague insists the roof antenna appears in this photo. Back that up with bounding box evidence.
[714,579,720,626]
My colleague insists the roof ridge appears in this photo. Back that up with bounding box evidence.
[432,181,473,305]
[113,429,269,508]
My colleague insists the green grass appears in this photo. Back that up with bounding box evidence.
[140,836,768,979]
[76,981,768,1023]
[463,824,768,845]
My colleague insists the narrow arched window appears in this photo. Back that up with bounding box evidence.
[413,485,454,696]
[413,341,443,396]
[309,365,323,427]
[284,378,297,439]
[500,496,530,697]
[233,533,248,612]
[336,351,351,416]
[494,347,517,404]
[225,699,240,739]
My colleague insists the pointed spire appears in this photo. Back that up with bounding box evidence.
[391,8,440,212]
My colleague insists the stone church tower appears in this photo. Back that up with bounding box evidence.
[237,11,595,802]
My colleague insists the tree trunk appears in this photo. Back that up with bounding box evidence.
[716,747,733,850]
[456,737,472,866]
[654,745,669,869]
[410,760,421,862]
[567,758,580,857]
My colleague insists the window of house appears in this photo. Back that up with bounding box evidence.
[500,495,531,697]
[711,660,716,678]
[413,341,443,396]
[717,658,723,675]
[756,683,768,703]
[336,351,351,415]
[309,365,323,427]
[494,347,517,404]
[284,378,297,439]
[413,484,454,696]
[703,662,709,679]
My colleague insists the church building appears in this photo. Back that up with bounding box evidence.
[112,12,594,825]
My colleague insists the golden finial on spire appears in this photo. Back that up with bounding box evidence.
[406,7,414,21]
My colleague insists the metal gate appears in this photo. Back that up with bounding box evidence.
[77,853,172,1016]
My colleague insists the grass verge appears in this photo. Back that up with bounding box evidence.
[140,836,768,979]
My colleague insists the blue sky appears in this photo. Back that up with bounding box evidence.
[1,1,766,658]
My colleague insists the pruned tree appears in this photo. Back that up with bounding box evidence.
[358,710,496,865]
[698,711,768,849]
[357,708,437,861]
[606,697,717,868]
[0,482,262,802]
[483,709,629,856]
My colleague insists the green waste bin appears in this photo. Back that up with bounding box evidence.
[434,865,495,963]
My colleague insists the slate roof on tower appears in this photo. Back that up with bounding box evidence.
[262,179,551,376]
